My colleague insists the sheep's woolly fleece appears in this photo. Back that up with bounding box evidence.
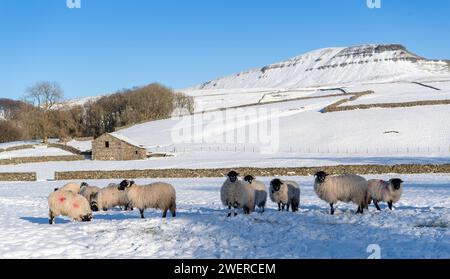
[0,175,449,259]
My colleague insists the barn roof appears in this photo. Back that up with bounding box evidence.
[107,133,145,149]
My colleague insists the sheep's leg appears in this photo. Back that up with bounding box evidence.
[278,203,281,211]
[227,205,232,217]
[233,207,238,216]
[281,204,285,211]
[139,209,145,219]
[356,206,363,214]
[286,204,290,212]
[162,210,167,218]
[388,201,393,210]
[330,203,335,215]
[170,203,176,217]
[374,201,381,211]
[358,204,364,214]
[261,206,265,213]
[49,210,55,225]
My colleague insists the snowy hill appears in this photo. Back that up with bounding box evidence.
[190,44,450,90]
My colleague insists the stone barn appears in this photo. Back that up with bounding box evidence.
[92,133,147,161]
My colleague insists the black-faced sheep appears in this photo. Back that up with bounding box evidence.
[90,183,131,212]
[244,175,267,213]
[79,182,101,205]
[118,180,176,218]
[269,178,300,212]
[220,171,255,217]
[314,171,369,215]
[367,178,404,210]
[48,189,92,224]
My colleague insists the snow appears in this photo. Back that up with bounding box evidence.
[113,98,450,155]
[1,152,449,181]
[185,44,450,91]
[1,44,450,259]
[55,96,102,109]
[0,174,448,259]
[2,94,449,180]
[346,81,450,106]
[66,140,92,152]
[0,146,73,159]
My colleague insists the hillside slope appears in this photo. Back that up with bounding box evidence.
[190,44,450,90]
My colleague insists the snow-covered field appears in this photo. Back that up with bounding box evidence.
[113,98,450,154]
[66,140,92,152]
[347,81,450,106]
[1,152,450,181]
[0,174,448,259]
[0,146,73,160]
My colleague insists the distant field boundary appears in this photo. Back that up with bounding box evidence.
[0,144,35,153]
[0,155,85,165]
[0,143,81,155]
[199,91,374,113]
[47,143,82,155]
[323,96,450,113]
[0,172,36,182]
[55,164,450,180]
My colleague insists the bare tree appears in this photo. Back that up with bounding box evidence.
[23,81,64,143]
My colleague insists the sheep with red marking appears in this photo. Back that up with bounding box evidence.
[48,189,92,224]
[54,182,81,193]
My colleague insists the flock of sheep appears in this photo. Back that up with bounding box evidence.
[48,180,176,224]
[222,171,404,216]
[47,170,404,224]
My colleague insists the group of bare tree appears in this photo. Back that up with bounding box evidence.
[0,82,194,143]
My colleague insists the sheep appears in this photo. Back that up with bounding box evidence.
[48,189,92,224]
[79,182,101,205]
[220,171,255,217]
[90,183,131,212]
[54,182,81,193]
[118,180,176,218]
[367,178,404,210]
[314,171,369,215]
[244,175,267,213]
[269,179,300,212]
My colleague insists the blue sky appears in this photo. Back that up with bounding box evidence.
[1,0,450,100]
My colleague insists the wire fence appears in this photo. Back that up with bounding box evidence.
[147,144,450,156]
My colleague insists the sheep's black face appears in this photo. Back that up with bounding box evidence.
[244,175,254,184]
[118,180,135,190]
[390,178,403,190]
[90,202,99,212]
[54,188,59,192]
[315,171,328,183]
[81,214,93,222]
[81,182,89,187]
[271,179,282,192]
[227,171,239,183]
